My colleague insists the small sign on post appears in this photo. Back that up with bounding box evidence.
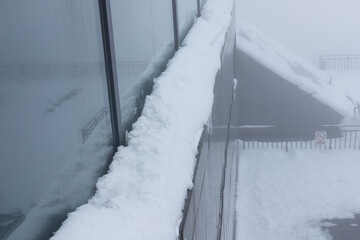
[315,131,327,146]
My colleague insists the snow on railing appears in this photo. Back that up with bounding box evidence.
[319,54,360,71]
[180,5,236,239]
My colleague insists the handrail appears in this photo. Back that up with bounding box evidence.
[319,54,360,71]
[237,125,360,151]
[179,2,236,239]
[355,106,360,115]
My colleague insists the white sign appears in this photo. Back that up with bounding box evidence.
[315,131,327,145]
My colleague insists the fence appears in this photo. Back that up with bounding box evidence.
[319,55,360,71]
[0,62,106,80]
[116,62,148,79]
[179,130,237,240]
[81,108,109,144]
[179,5,236,239]
[237,125,360,151]
[0,62,148,81]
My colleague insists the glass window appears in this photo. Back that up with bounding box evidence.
[0,1,113,239]
[177,0,198,44]
[110,0,175,132]
[200,0,207,9]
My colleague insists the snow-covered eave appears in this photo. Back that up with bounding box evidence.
[236,21,354,118]
[50,1,234,240]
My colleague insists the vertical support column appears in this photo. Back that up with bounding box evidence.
[98,0,123,147]
[197,0,201,17]
[172,0,179,50]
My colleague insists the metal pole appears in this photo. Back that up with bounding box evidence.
[98,0,123,147]
[197,0,201,17]
[172,0,180,50]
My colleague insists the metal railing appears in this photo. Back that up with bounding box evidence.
[81,108,109,143]
[179,4,236,239]
[0,62,106,80]
[319,54,360,71]
[355,106,360,115]
[0,62,149,81]
[237,125,360,151]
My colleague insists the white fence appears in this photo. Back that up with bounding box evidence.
[319,55,360,71]
[0,62,148,80]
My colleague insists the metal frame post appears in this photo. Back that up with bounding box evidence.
[355,106,359,115]
[172,0,179,50]
[197,0,201,17]
[98,0,123,147]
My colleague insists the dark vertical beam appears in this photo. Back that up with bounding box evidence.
[197,0,201,17]
[98,0,123,147]
[172,0,179,50]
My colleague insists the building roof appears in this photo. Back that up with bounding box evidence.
[236,20,355,118]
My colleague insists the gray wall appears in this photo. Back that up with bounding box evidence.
[234,50,343,128]
[180,11,237,240]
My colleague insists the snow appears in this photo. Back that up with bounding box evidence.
[329,70,360,109]
[236,144,360,240]
[51,0,234,240]
[321,222,338,228]
[327,70,360,124]
[233,78,238,100]
[236,20,355,118]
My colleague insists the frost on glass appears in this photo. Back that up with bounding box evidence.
[0,1,113,239]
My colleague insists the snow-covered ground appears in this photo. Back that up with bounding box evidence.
[235,20,360,240]
[236,145,360,240]
[329,71,360,110]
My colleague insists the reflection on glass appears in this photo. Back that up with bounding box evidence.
[177,0,198,43]
[200,0,207,9]
[0,1,113,239]
[110,0,175,131]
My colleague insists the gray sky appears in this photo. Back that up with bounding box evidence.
[237,0,360,66]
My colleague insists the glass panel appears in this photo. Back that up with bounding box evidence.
[0,1,113,239]
[110,0,175,131]
[200,0,207,9]
[177,0,197,44]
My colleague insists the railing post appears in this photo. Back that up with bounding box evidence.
[98,0,123,147]
[196,0,201,17]
[344,132,347,148]
[355,106,359,115]
[172,0,179,51]
[354,132,358,150]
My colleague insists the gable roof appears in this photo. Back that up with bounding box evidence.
[236,20,355,118]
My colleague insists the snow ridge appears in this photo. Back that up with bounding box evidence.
[51,1,234,240]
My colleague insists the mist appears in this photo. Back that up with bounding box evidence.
[237,0,360,66]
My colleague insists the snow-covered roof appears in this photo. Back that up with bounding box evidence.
[236,20,355,118]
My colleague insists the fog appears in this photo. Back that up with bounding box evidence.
[237,0,360,66]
